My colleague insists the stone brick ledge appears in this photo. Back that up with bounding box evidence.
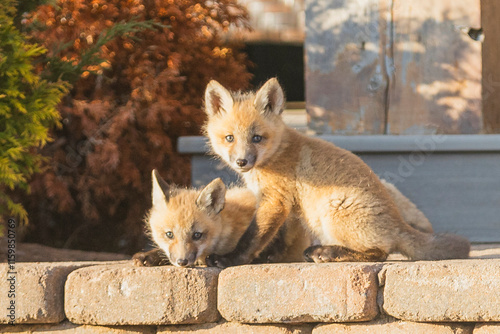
[0,321,156,333]
[313,316,475,334]
[2,250,500,331]
[2,320,500,334]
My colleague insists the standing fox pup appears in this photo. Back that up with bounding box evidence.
[203,78,470,267]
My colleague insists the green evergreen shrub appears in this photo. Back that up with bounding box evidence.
[0,0,68,229]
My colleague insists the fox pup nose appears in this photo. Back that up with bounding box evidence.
[236,159,248,167]
[176,259,189,266]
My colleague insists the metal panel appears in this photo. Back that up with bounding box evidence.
[361,153,500,243]
[179,135,500,154]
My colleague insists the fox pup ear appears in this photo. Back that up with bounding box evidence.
[196,178,226,215]
[151,169,172,206]
[204,80,234,116]
[254,78,285,116]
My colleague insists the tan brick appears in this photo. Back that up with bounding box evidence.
[313,317,473,334]
[218,263,381,323]
[381,260,500,322]
[158,321,313,333]
[65,264,221,325]
[0,321,155,333]
[474,323,500,334]
[1,262,101,324]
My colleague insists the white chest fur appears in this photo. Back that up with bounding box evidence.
[243,171,262,202]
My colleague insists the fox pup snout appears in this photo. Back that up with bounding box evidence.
[230,142,257,171]
[166,237,201,267]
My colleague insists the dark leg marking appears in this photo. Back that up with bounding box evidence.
[253,225,288,264]
[206,216,259,268]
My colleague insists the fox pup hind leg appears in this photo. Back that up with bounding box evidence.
[304,245,388,263]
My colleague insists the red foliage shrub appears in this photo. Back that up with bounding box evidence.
[22,0,252,253]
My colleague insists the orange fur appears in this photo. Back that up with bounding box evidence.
[147,171,255,266]
[145,170,310,266]
[203,79,470,265]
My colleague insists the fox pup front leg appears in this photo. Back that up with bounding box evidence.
[206,216,260,268]
[207,199,290,268]
[304,245,388,263]
[133,248,171,267]
[253,226,289,263]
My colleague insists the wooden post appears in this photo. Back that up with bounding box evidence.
[305,0,482,135]
[481,0,500,133]
[305,0,388,135]
[387,0,482,135]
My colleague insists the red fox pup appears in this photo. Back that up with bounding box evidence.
[133,170,308,267]
[203,78,470,267]
[133,170,435,267]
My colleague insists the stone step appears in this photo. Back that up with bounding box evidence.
[2,321,500,334]
[2,245,500,328]
[313,316,475,334]
[0,321,155,333]
[158,322,314,334]
[217,263,381,323]
[64,264,221,325]
[63,248,499,325]
[0,262,120,324]
[380,260,500,322]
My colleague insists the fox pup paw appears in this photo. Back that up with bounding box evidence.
[304,245,388,263]
[132,249,170,267]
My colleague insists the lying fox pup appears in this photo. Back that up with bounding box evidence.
[203,78,470,267]
[133,170,308,267]
[133,170,435,267]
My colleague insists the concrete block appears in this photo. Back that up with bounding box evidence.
[0,262,100,324]
[218,263,381,323]
[65,264,221,325]
[0,321,155,333]
[474,323,500,334]
[313,317,473,333]
[381,260,500,322]
[158,321,313,333]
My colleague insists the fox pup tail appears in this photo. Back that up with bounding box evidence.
[397,227,471,260]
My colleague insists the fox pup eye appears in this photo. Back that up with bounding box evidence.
[165,231,174,239]
[252,135,263,143]
[225,135,234,142]
[192,232,203,240]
